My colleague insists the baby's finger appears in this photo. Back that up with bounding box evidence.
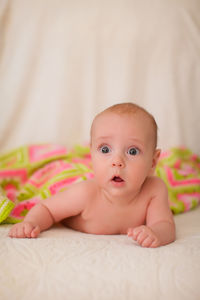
[127,228,134,237]
[8,227,15,238]
[136,231,148,245]
[31,226,40,238]
[150,238,160,248]
[141,236,154,248]
[16,225,26,238]
[132,228,143,240]
[132,230,142,241]
[24,224,33,238]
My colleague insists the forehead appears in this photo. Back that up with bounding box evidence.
[91,112,154,143]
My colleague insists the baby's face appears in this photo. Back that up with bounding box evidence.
[90,112,159,198]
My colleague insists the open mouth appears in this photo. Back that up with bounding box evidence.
[112,176,124,183]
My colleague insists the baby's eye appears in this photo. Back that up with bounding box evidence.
[128,147,140,156]
[99,145,111,154]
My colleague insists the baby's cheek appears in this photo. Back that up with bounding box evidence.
[93,168,107,185]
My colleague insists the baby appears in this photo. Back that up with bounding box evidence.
[9,102,175,247]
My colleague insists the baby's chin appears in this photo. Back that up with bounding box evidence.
[102,185,131,199]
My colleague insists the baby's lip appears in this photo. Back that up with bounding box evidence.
[111,175,124,182]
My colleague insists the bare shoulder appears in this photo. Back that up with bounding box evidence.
[41,179,97,222]
[57,178,97,205]
[69,178,97,197]
[144,176,168,198]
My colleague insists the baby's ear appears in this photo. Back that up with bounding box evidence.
[151,149,161,169]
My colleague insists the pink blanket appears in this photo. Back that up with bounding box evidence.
[0,144,199,224]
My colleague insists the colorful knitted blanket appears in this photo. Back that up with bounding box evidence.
[0,144,200,224]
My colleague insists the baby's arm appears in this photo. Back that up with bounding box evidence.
[9,181,87,238]
[9,203,54,238]
[128,178,175,248]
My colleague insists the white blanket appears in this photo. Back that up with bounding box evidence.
[0,206,200,300]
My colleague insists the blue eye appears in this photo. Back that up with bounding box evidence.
[100,146,110,154]
[128,147,140,156]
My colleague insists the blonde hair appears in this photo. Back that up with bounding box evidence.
[91,102,158,148]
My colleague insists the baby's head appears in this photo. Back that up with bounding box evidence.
[90,102,158,150]
[90,102,161,196]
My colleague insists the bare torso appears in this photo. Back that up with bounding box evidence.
[62,179,153,235]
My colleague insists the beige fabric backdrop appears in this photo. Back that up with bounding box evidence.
[0,0,200,154]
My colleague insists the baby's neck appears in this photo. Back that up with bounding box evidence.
[100,188,140,207]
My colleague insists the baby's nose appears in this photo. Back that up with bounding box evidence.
[112,157,125,168]
[112,162,124,167]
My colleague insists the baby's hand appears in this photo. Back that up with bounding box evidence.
[9,222,41,238]
[127,225,161,248]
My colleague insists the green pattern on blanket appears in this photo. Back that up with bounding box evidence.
[155,147,200,214]
[0,144,199,224]
[0,144,93,223]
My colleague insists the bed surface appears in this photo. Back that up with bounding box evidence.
[0,206,200,300]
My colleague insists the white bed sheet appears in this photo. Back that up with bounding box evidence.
[0,206,200,300]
